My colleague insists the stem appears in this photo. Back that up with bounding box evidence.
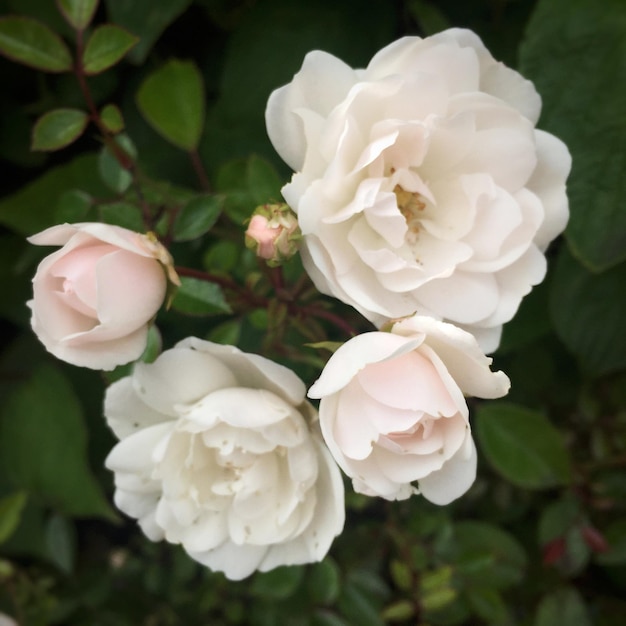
[300,305,358,337]
[189,148,212,192]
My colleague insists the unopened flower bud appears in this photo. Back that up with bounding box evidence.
[245,203,301,266]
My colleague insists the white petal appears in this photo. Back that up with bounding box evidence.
[265,50,357,171]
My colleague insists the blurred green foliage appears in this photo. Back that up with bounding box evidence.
[0,0,625,624]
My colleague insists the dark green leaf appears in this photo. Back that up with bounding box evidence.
[173,194,224,241]
[451,521,527,590]
[247,154,283,205]
[550,246,626,376]
[596,520,626,566]
[82,24,139,75]
[0,16,72,72]
[206,320,241,346]
[0,154,110,235]
[338,581,386,626]
[538,495,581,544]
[250,565,304,600]
[31,108,88,151]
[54,189,93,223]
[45,513,76,574]
[308,559,341,605]
[0,365,115,519]
[534,587,592,626]
[99,201,144,231]
[136,59,205,151]
[407,0,451,35]
[100,103,124,133]
[476,402,572,489]
[519,0,626,271]
[56,0,99,30]
[104,0,192,64]
[171,276,231,316]
[0,491,27,544]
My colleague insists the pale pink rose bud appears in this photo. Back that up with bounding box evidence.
[245,203,301,266]
[27,222,179,371]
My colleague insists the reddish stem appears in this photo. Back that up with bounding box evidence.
[189,148,212,192]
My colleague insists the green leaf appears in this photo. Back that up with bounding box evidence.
[98,134,137,193]
[136,59,205,151]
[519,0,626,271]
[534,587,592,626]
[0,365,115,519]
[451,521,528,590]
[100,103,124,134]
[173,194,224,242]
[56,0,99,30]
[0,16,72,72]
[466,587,509,624]
[82,24,139,75]
[0,491,27,544]
[550,246,626,377]
[381,600,415,622]
[216,155,284,224]
[171,277,232,316]
[31,108,89,151]
[0,154,110,235]
[476,402,572,489]
[104,0,192,64]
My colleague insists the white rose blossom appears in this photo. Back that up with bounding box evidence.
[266,28,571,352]
[104,337,345,580]
[308,315,510,504]
[28,222,178,370]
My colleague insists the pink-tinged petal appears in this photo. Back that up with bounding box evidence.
[266,50,358,171]
[528,130,571,250]
[418,433,477,505]
[331,379,384,460]
[357,350,458,415]
[393,316,510,399]
[308,332,422,399]
[104,376,172,440]
[95,249,166,333]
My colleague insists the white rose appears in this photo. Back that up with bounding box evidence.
[104,337,345,580]
[27,223,177,371]
[266,28,571,352]
[308,315,510,504]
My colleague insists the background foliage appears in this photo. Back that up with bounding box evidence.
[0,0,625,624]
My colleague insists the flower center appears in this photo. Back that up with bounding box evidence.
[394,184,425,244]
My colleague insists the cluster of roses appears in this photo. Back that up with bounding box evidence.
[27,30,570,580]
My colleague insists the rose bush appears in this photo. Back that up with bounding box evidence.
[308,315,510,504]
[266,28,571,352]
[104,337,345,580]
[28,223,177,370]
